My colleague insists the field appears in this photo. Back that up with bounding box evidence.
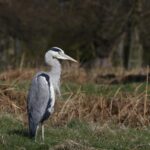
[0,66,150,150]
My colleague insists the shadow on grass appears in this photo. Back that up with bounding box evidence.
[8,129,29,138]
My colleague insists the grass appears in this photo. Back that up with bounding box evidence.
[0,68,150,149]
[1,115,150,150]
[62,82,150,97]
[3,76,149,97]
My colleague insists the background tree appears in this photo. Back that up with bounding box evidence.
[0,0,150,70]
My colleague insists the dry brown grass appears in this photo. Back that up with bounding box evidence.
[0,65,149,84]
[52,92,150,127]
[0,67,149,128]
[0,68,36,82]
[0,83,26,121]
[0,83,149,127]
[49,139,97,150]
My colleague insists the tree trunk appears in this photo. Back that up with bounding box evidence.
[128,0,143,69]
[128,26,143,69]
[111,33,126,67]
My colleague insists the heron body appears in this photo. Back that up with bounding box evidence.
[27,72,55,138]
[27,47,77,141]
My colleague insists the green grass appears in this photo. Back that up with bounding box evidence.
[14,80,31,92]
[1,115,150,150]
[62,82,150,97]
[10,78,149,97]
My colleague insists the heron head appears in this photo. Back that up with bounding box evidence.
[45,47,77,64]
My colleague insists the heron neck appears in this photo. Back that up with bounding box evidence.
[48,59,61,96]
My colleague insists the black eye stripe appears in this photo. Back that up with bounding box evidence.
[51,47,61,52]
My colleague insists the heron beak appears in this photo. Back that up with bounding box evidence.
[59,53,78,62]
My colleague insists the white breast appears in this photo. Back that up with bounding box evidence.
[50,79,55,108]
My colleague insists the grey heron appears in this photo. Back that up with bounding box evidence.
[27,47,77,141]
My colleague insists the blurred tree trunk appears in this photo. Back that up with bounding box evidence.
[128,26,143,69]
[1,37,22,69]
[111,0,144,69]
[15,38,22,66]
[128,0,143,69]
[111,33,126,67]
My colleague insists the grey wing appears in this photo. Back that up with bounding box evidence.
[27,74,50,126]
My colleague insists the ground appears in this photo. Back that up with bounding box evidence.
[0,68,150,150]
[1,115,150,150]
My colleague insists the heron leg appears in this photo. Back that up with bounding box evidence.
[35,125,39,142]
[41,124,44,142]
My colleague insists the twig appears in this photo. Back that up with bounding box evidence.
[144,66,149,119]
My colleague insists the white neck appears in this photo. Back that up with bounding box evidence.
[47,57,61,96]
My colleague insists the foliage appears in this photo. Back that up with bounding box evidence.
[0,0,150,68]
